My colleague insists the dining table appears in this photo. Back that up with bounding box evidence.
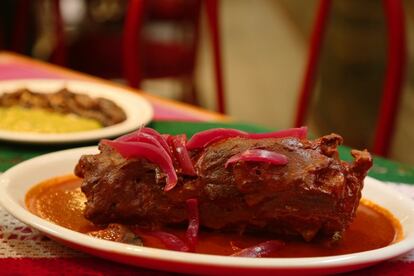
[0,51,414,275]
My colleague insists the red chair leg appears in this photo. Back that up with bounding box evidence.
[51,0,66,66]
[188,1,202,105]
[373,0,406,156]
[50,0,66,66]
[123,0,145,89]
[206,0,225,114]
[294,0,331,128]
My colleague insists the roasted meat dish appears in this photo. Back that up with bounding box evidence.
[0,88,126,126]
[75,128,372,242]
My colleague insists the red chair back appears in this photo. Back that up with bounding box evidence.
[295,0,406,157]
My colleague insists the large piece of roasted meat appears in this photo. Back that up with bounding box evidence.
[75,128,372,241]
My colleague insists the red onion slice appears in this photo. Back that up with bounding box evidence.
[145,231,190,252]
[186,198,200,251]
[186,127,308,150]
[162,134,171,140]
[117,132,172,160]
[231,240,285,257]
[141,128,172,156]
[115,131,137,142]
[248,127,308,139]
[102,140,178,191]
[117,128,172,157]
[169,135,196,176]
[186,128,249,150]
[225,149,288,168]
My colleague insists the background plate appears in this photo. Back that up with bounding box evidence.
[0,79,153,144]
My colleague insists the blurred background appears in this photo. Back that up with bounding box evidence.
[0,0,413,164]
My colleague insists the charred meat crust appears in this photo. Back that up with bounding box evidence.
[75,133,372,241]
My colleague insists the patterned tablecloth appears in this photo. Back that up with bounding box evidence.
[1,53,414,275]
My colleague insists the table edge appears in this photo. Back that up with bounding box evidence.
[0,51,231,122]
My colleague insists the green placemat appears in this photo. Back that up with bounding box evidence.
[1,121,414,184]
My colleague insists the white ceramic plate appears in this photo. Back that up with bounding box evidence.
[0,79,153,144]
[1,147,414,275]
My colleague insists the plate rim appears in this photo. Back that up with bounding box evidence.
[0,79,153,144]
[1,146,414,272]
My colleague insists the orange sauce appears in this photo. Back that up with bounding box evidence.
[26,175,403,257]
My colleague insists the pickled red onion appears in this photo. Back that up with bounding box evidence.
[186,128,248,150]
[117,131,172,160]
[231,240,285,257]
[186,127,308,150]
[102,140,178,191]
[143,231,190,252]
[186,198,199,251]
[117,128,172,156]
[169,134,196,176]
[248,127,308,139]
[115,131,137,142]
[225,149,288,168]
[141,128,172,156]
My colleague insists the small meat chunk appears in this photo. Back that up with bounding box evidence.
[87,224,142,245]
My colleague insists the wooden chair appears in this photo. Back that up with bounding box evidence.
[294,0,406,157]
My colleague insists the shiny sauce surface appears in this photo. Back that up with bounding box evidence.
[26,175,403,257]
